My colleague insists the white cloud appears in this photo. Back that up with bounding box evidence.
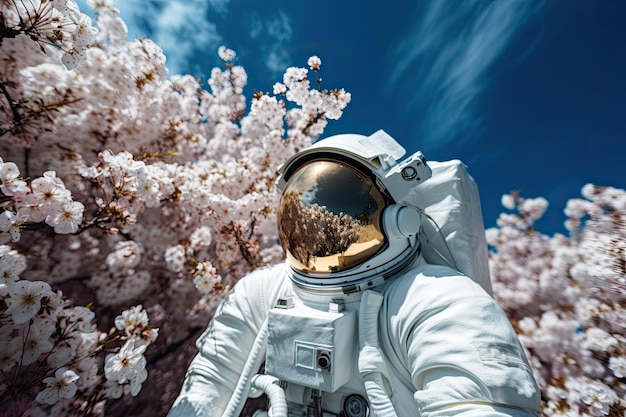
[149,1,222,74]
[389,1,545,149]
[207,0,230,16]
[266,10,292,43]
[249,13,264,39]
[76,1,294,77]
[265,49,291,74]
[249,10,293,76]
[77,0,228,75]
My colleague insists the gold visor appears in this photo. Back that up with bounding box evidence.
[277,160,387,275]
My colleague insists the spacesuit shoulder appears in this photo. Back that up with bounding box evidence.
[378,262,540,414]
[383,261,490,305]
[230,262,293,318]
[233,263,291,312]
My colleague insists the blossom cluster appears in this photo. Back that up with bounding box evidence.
[0,245,157,416]
[0,0,97,70]
[488,187,626,416]
[0,160,85,243]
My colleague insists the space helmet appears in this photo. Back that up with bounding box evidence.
[276,130,432,294]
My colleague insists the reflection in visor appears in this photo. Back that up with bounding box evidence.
[277,160,387,275]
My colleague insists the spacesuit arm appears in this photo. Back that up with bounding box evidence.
[167,265,289,417]
[385,266,540,417]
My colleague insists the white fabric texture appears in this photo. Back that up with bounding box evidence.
[167,260,540,417]
[407,159,493,295]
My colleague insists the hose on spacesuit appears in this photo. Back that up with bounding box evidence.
[358,290,399,417]
[222,319,270,417]
[250,374,288,417]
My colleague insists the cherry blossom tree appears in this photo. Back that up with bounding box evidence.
[1,0,350,415]
[1,1,624,416]
[488,186,626,416]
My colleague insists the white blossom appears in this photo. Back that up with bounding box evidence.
[164,244,187,273]
[114,305,149,338]
[104,339,147,384]
[581,382,615,416]
[63,306,95,331]
[189,226,213,249]
[519,197,549,220]
[0,209,29,243]
[218,46,237,62]
[5,280,55,324]
[581,327,617,352]
[307,55,321,71]
[0,246,27,284]
[273,82,286,95]
[193,261,221,294]
[0,160,20,183]
[21,318,56,365]
[0,160,26,196]
[35,367,80,405]
[501,193,516,210]
[609,356,626,378]
[106,240,143,271]
[48,200,85,234]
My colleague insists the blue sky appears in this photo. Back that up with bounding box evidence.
[78,0,626,236]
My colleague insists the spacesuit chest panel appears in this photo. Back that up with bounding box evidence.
[266,298,370,416]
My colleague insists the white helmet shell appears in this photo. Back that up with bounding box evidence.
[276,130,432,294]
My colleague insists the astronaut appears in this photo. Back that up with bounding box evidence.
[168,130,541,417]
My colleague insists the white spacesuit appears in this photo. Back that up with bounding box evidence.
[168,131,541,417]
